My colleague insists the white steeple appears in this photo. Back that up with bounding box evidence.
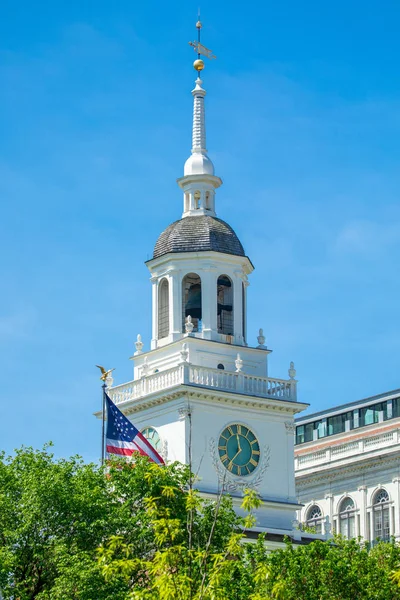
[177,22,222,218]
[184,77,214,176]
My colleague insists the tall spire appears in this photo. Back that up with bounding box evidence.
[177,18,222,218]
[184,18,216,177]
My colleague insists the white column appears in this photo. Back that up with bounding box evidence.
[358,485,367,540]
[392,477,400,540]
[233,273,245,345]
[200,268,217,340]
[151,277,158,349]
[170,271,182,341]
[284,422,296,500]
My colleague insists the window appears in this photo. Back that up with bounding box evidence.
[338,497,356,539]
[327,413,346,436]
[217,275,233,335]
[306,505,323,534]
[141,427,162,451]
[373,489,390,541]
[359,403,381,427]
[296,425,305,445]
[217,363,225,370]
[194,190,201,209]
[158,278,169,339]
[295,423,313,444]
[182,273,202,333]
[393,397,400,418]
[205,191,210,208]
[316,420,327,439]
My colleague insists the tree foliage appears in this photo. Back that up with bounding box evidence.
[2,446,400,599]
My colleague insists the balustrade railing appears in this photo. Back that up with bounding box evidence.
[295,429,399,471]
[108,363,297,405]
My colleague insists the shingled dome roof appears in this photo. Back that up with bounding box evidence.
[153,216,245,259]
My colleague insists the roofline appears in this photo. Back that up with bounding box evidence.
[145,249,255,271]
[295,388,400,424]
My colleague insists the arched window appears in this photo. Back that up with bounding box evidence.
[158,278,169,339]
[373,489,390,541]
[338,497,356,538]
[217,363,225,370]
[217,275,233,335]
[182,273,202,333]
[306,505,323,533]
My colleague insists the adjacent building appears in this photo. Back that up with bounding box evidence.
[295,389,400,543]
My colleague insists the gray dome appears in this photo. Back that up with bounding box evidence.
[153,216,245,259]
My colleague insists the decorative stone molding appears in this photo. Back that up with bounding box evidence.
[209,437,271,493]
[284,421,296,434]
[178,405,192,420]
[161,439,168,461]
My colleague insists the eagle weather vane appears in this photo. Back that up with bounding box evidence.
[188,14,216,73]
[96,365,115,382]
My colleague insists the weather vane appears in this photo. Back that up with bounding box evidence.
[188,13,216,73]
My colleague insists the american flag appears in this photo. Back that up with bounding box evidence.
[105,394,164,464]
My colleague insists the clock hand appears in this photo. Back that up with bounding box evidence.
[236,434,242,453]
[228,446,242,469]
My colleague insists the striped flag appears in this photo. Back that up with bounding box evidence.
[105,393,164,464]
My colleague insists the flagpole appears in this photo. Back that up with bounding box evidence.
[101,382,106,466]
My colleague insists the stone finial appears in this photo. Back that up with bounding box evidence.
[257,328,266,347]
[180,342,189,363]
[235,353,243,373]
[185,315,194,334]
[288,361,296,380]
[135,334,144,355]
[142,356,149,377]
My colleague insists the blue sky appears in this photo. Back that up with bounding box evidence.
[1,0,399,462]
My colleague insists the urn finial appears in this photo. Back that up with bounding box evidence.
[288,361,296,380]
[135,334,144,354]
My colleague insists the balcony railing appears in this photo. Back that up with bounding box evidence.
[109,363,297,405]
[295,429,400,470]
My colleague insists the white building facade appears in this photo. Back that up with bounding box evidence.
[102,50,320,548]
[295,389,400,543]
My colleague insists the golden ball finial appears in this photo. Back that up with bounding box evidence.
[193,58,205,71]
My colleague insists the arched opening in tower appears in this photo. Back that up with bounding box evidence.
[158,278,169,339]
[182,273,202,332]
[217,275,233,335]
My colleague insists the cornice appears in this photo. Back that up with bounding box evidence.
[95,384,306,418]
[295,453,400,486]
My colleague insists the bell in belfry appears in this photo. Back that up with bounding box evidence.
[185,283,202,319]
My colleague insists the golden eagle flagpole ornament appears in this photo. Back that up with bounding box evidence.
[96,365,115,465]
[188,13,216,73]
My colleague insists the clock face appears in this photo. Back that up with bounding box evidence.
[218,424,260,476]
[141,427,161,451]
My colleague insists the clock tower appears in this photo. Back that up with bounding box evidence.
[106,23,309,545]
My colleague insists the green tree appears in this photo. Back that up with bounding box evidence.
[0,446,239,599]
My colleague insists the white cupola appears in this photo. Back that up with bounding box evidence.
[146,43,253,350]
